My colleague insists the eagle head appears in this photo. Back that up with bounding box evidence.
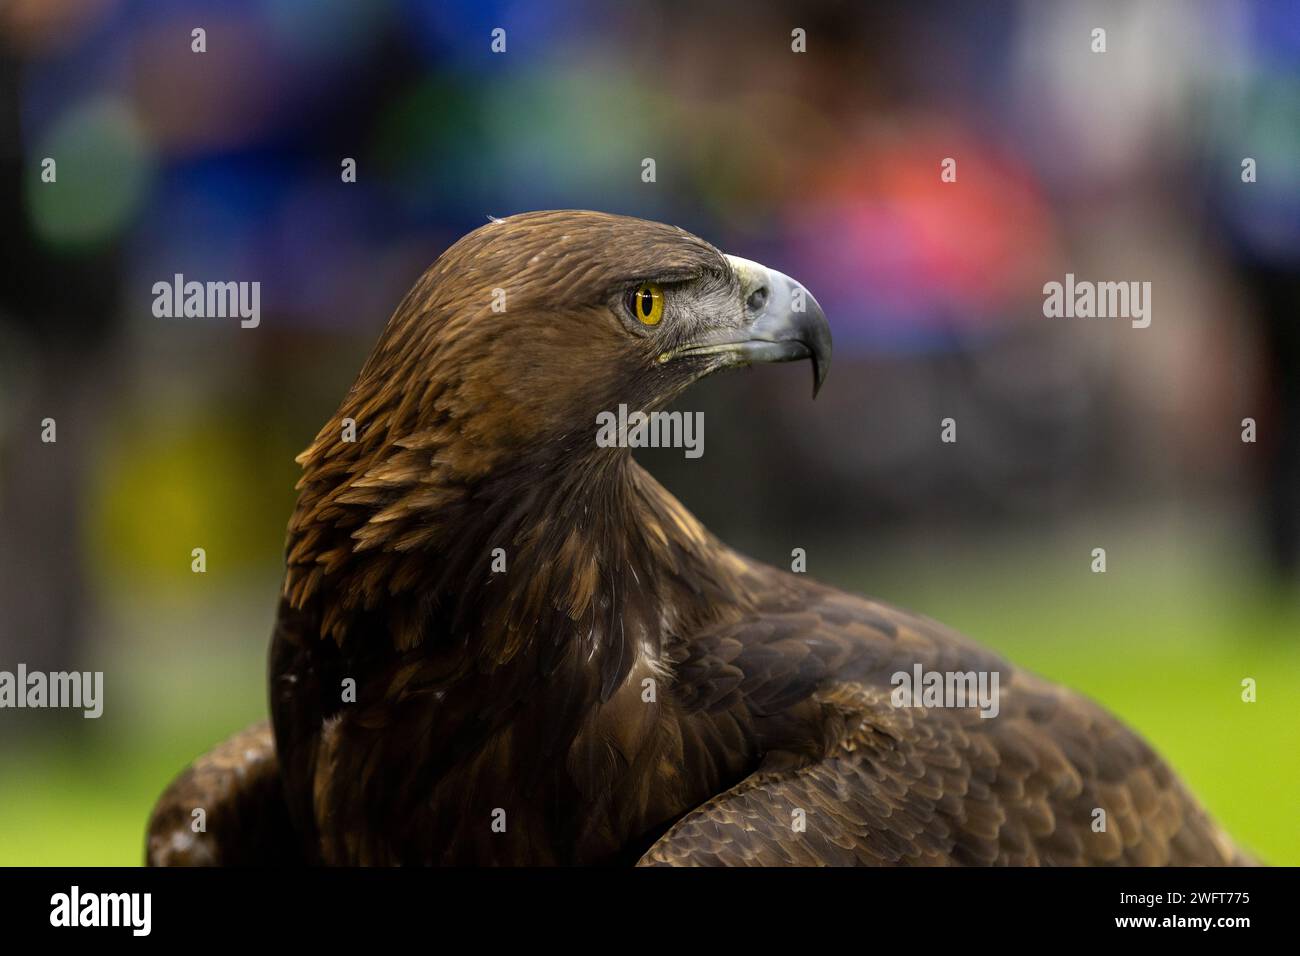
[286,210,830,630]
[350,210,830,463]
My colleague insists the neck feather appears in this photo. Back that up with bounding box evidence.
[284,432,737,692]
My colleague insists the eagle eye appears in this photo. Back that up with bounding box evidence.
[626,282,664,326]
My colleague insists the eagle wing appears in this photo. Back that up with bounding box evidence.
[642,582,1251,867]
[145,720,300,866]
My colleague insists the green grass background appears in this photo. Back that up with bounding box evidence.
[1,521,1296,866]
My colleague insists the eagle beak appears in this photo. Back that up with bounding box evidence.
[668,255,832,398]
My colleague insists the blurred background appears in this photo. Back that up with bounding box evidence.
[1,0,1297,865]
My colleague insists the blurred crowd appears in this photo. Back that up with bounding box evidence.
[1,0,1298,682]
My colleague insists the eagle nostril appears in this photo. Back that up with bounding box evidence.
[746,287,768,313]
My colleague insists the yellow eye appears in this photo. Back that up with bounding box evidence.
[628,282,664,326]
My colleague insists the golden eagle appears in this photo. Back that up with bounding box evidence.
[147,211,1250,866]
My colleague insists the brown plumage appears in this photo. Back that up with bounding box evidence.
[146,210,1251,866]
